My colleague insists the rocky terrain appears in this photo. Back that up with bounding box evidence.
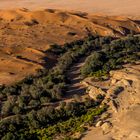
[82,61,140,140]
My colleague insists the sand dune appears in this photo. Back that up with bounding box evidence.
[0,0,139,85]
[0,9,140,85]
[0,9,139,85]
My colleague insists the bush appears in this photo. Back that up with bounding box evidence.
[1,132,16,140]
[81,52,105,76]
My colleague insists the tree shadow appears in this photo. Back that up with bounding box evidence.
[65,86,86,99]
[134,20,140,24]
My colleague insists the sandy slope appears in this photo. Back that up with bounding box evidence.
[0,1,139,85]
[0,0,140,16]
[0,9,139,85]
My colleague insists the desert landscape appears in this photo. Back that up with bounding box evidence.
[0,1,140,140]
[0,9,140,85]
[0,0,140,16]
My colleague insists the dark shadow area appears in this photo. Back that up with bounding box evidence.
[134,20,140,24]
[65,87,86,98]
[70,78,82,84]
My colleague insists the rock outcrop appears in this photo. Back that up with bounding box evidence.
[83,62,140,140]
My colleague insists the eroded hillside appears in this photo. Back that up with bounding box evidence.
[0,9,140,85]
[83,61,140,140]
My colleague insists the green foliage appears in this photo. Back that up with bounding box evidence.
[0,34,111,120]
[81,52,106,76]
[30,106,106,139]
[1,132,16,140]
[0,34,139,140]
[0,99,103,140]
[81,35,140,77]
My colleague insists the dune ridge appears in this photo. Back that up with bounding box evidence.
[0,9,140,85]
[0,9,140,37]
[0,0,140,17]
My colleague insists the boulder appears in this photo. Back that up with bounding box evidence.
[101,122,112,134]
[121,79,131,87]
[88,86,106,100]
[109,100,118,113]
[82,81,90,87]
[96,120,103,127]
[111,79,117,85]
[107,86,124,96]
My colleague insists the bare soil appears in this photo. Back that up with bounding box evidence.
[82,61,140,140]
[0,0,140,16]
[0,9,139,85]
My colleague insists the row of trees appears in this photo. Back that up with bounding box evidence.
[0,98,104,140]
[0,35,113,139]
[81,35,140,77]
[1,34,139,139]
[0,35,112,118]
